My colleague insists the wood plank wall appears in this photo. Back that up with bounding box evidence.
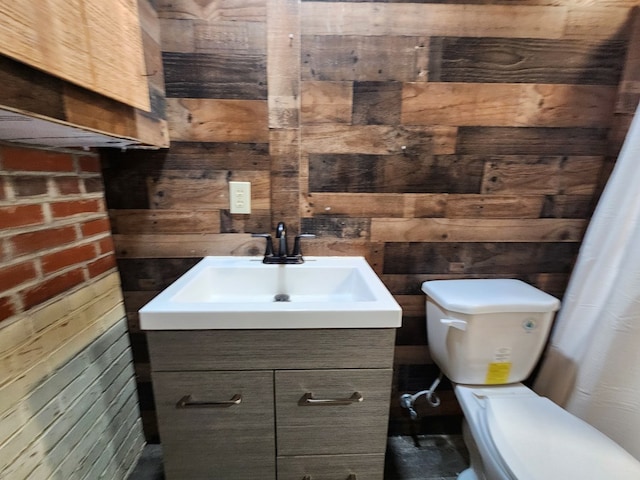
[102,1,640,440]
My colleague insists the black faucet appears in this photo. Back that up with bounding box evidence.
[276,221,288,258]
[252,222,315,264]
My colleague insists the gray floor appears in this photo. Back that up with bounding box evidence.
[127,435,469,480]
[384,435,469,480]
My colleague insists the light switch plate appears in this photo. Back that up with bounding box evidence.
[229,181,251,214]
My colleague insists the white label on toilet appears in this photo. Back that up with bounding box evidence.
[493,347,512,363]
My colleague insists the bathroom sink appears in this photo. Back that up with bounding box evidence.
[139,256,402,329]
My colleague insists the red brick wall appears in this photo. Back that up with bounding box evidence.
[0,143,116,323]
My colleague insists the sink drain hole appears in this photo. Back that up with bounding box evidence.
[274,293,290,302]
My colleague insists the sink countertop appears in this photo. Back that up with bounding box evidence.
[139,256,402,330]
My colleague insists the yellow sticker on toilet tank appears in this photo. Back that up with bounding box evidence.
[485,362,512,384]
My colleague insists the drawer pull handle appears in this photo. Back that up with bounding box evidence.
[176,394,242,409]
[299,392,363,406]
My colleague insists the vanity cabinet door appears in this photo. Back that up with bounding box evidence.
[153,370,276,480]
[275,369,393,456]
[277,453,385,480]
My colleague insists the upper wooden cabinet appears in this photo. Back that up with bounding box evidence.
[0,0,168,148]
[0,0,150,111]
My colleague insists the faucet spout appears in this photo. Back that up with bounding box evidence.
[252,222,315,264]
[276,222,288,257]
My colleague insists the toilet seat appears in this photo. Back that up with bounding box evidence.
[456,385,640,480]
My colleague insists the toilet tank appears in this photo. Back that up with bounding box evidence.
[421,279,560,385]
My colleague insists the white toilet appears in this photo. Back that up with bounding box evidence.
[422,278,640,480]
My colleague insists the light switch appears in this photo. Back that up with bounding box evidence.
[229,181,251,214]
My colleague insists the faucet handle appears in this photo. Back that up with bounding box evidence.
[251,233,274,257]
[292,234,315,257]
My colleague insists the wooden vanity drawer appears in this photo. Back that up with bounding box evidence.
[275,369,393,456]
[153,370,276,480]
[277,453,385,480]
[148,328,396,371]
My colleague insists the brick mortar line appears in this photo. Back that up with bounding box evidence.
[0,249,117,299]
[0,211,109,239]
[3,232,113,263]
[0,191,106,206]
[0,171,102,177]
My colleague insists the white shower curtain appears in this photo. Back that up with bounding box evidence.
[534,100,640,460]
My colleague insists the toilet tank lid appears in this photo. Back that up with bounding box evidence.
[421,279,560,315]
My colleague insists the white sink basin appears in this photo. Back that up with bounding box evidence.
[139,256,402,329]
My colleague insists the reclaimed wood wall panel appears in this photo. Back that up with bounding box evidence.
[302,36,429,82]
[270,129,301,230]
[303,193,407,218]
[443,194,544,219]
[614,8,640,131]
[300,3,567,39]
[146,170,270,210]
[309,154,484,193]
[370,218,586,243]
[430,37,626,85]
[267,0,301,229]
[401,83,617,127]
[302,124,458,155]
[481,156,604,195]
[0,56,67,120]
[456,126,610,155]
[166,98,269,142]
[353,82,404,125]
[267,0,300,128]
[104,141,271,171]
[101,1,639,440]
[162,52,268,99]
[301,81,353,124]
[156,0,267,21]
[110,209,221,234]
[117,258,202,292]
[383,243,580,276]
[114,234,264,258]
[564,6,632,39]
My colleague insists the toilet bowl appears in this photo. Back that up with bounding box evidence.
[455,384,640,480]
[421,279,640,480]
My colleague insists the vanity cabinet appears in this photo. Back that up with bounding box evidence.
[148,328,396,480]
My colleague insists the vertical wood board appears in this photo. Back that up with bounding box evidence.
[267,0,300,129]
